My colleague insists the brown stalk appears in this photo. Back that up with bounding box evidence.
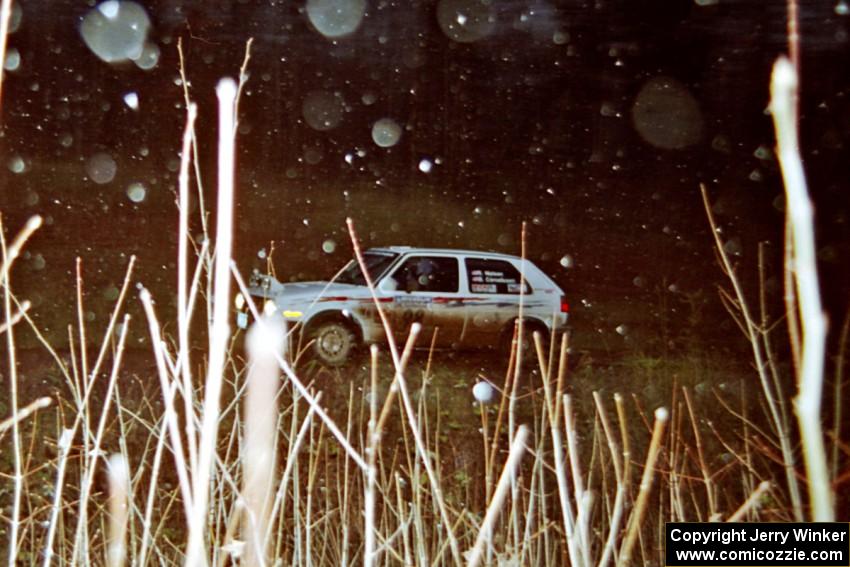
[619,407,668,566]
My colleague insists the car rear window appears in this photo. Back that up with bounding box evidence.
[465,258,530,294]
[392,256,459,292]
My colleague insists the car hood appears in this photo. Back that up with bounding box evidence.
[249,279,369,304]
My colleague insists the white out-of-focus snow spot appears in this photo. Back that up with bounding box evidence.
[9,3,22,33]
[371,118,402,148]
[473,381,495,403]
[86,152,117,184]
[133,42,159,70]
[8,156,26,174]
[418,158,433,173]
[98,0,120,18]
[322,239,336,254]
[31,253,46,270]
[303,90,344,131]
[126,182,146,202]
[4,48,21,71]
[559,255,573,268]
[631,76,703,150]
[437,0,494,43]
[306,0,366,38]
[80,1,150,63]
[123,92,139,110]
[723,237,743,257]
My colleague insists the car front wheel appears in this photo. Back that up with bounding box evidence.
[310,321,355,367]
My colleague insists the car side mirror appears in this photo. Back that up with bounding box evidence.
[378,276,398,293]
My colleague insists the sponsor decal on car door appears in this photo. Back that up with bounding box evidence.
[461,258,529,346]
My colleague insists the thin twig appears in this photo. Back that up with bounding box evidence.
[0,396,51,436]
[701,183,803,520]
[727,481,772,522]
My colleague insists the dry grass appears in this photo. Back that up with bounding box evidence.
[0,201,840,565]
[0,21,845,567]
[0,290,832,566]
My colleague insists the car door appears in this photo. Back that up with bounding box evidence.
[379,255,464,347]
[460,257,529,347]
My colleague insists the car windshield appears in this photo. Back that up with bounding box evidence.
[335,252,399,286]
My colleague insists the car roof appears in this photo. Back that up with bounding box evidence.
[367,246,526,262]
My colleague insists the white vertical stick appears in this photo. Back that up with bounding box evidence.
[178,103,199,476]
[467,425,529,567]
[186,77,238,567]
[242,316,284,567]
[0,0,13,112]
[363,345,379,567]
[769,57,833,521]
[107,455,131,567]
[42,429,74,567]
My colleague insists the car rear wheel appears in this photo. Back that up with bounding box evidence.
[310,320,355,367]
[501,320,549,368]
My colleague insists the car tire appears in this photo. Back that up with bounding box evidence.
[309,320,355,367]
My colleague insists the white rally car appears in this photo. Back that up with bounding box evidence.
[240,247,569,366]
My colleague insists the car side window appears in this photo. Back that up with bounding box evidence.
[465,258,530,294]
[393,256,459,293]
